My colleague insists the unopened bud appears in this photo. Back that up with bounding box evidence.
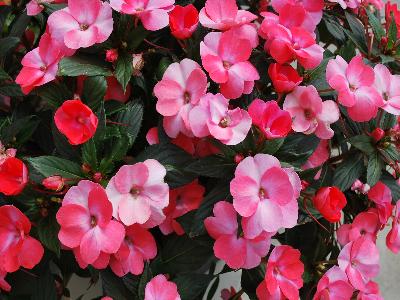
[234,153,244,164]
[105,49,119,63]
[371,128,385,142]
[132,53,144,76]
[93,172,102,183]
[42,176,65,192]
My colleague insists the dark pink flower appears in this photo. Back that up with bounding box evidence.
[104,76,132,103]
[302,139,330,179]
[313,266,354,300]
[0,260,10,292]
[268,63,303,94]
[0,157,29,196]
[204,201,273,269]
[357,281,383,300]
[144,274,181,300]
[367,181,393,225]
[169,5,198,40]
[312,186,347,223]
[386,201,400,253]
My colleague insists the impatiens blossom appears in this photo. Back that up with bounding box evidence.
[0,205,44,272]
[337,209,380,246]
[259,13,324,69]
[15,33,63,94]
[200,31,259,99]
[357,281,383,300]
[338,236,380,291]
[144,274,181,300]
[110,225,157,276]
[302,139,330,179]
[189,93,252,145]
[313,266,353,300]
[0,261,10,292]
[169,5,198,40]
[199,0,257,31]
[106,160,169,226]
[257,245,304,300]
[386,201,400,253]
[230,154,301,236]
[248,99,292,139]
[328,0,360,9]
[154,59,207,138]
[160,181,204,235]
[283,86,339,139]
[326,55,384,122]
[54,100,99,145]
[268,63,302,94]
[110,0,174,31]
[204,201,273,269]
[57,181,125,265]
[0,157,28,196]
[47,0,113,49]
[26,0,65,16]
[367,181,393,225]
[312,186,347,223]
[373,64,400,115]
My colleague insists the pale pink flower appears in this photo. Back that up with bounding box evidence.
[338,236,380,291]
[326,55,384,122]
[337,209,380,246]
[283,86,339,139]
[110,225,157,276]
[15,33,63,94]
[200,31,259,99]
[110,0,174,31]
[144,274,181,300]
[160,181,205,235]
[47,0,113,49]
[373,64,400,115]
[259,13,324,69]
[204,201,273,269]
[386,201,400,253]
[189,93,252,145]
[367,181,393,225]
[106,160,169,226]
[351,179,371,195]
[230,154,301,236]
[199,0,257,31]
[154,59,207,138]
[357,281,383,300]
[57,181,125,265]
[313,266,354,300]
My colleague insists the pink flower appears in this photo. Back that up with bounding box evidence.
[15,33,63,94]
[367,181,393,225]
[110,225,157,276]
[154,59,207,138]
[373,64,400,115]
[312,186,347,223]
[351,179,371,195]
[338,236,380,291]
[357,281,383,300]
[47,0,113,49]
[259,13,324,69]
[283,86,339,139]
[110,0,174,31]
[302,139,330,179]
[169,5,198,40]
[386,201,400,253]
[200,31,259,99]
[326,55,384,122]
[0,205,44,272]
[199,0,257,31]
[337,209,380,246]
[262,245,304,300]
[73,247,110,270]
[313,266,354,300]
[328,0,360,9]
[106,160,169,226]
[160,181,205,235]
[144,274,181,300]
[230,154,301,236]
[204,201,273,269]
[268,63,303,94]
[271,0,324,32]
[0,260,10,292]
[189,93,252,145]
[248,99,292,139]
[56,180,125,265]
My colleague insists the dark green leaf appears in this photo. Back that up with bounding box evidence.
[379,111,398,130]
[116,100,143,146]
[381,171,400,201]
[27,156,85,180]
[367,152,384,186]
[82,76,107,110]
[9,13,31,38]
[388,12,398,50]
[138,264,152,300]
[185,155,236,178]
[366,10,385,42]
[101,269,135,300]
[345,12,368,54]
[0,37,19,57]
[241,265,265,299]
[37,82,73,107]
[324,17,346,43]
[206,277,219,300]
[0,83,24,96]
[59,55,112,77]
[31,269,57,300]
[37,216,61,257]
[348,135,375,154]
[379,145,400,162]
[115,52,133,92]
[333,153,365,190]
[126,25,148,51]
[0,67,11,81]
[259,138,285,155]
[174,274,214,300]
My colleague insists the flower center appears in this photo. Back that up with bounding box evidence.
[40,65,47,72]
[90,216,97,227]
[80,23,89,31]
[293,42,300,50]
[183,91,191,103]
[304,109,314,120]
[219,117,229,128]
[77,117,86,124]
[223,61,231,69]
[383,92,389,101]
[349,84,356,92]
[130,186,141,197]
[259,188,267,199]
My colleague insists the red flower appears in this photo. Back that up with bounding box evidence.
[54,100,98,145]
[169,5,199,40]
[313,186,347,223]
[268,63,302,94]
[0,157,28,196]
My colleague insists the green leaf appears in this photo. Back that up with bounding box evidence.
[116,100,143,146]
[0,37,19,57]
[387,12,398,50]
[37,82,73,107]
[379,145,400,162]
[31,269,57,300]
[126,25,149,51]
[259,138,285,155]
[0,67,11,81]
[82,139,98,168]
[323,16,346,43]
[185,155,236,178]
[9,13,31,38]
[345,12,368,54]
[1,115,40,146]
[59,55,112,77]
[381,171,400,201]
[27,156,85,180]
[206,277,219,300]
[367,152,384,186]
[37,216,61,257]
[241,265,265,299]
[379,111,398,130]
[366,10,385,42]
[101,269,135,300]
[333,153,365,190]
[82,76,107,110]
[115,52,133,92]
[138,264,152,300]
[0,83,24,96]
[174,274,214,300]
[348,135,375,154]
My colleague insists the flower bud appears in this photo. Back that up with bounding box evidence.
[313,186,347,223]
[132,53,145,76]
[371,128,385,142]
[105,49,118,63]
[42,175,65,192]
[234,153,244,164]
